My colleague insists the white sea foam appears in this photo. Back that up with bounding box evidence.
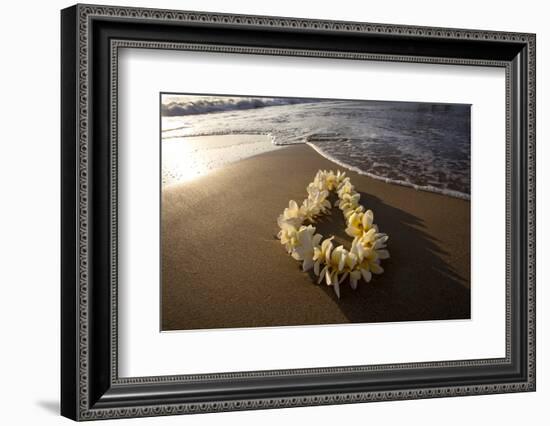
[305,143,470,200]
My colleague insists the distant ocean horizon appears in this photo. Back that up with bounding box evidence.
[161,95,471,199]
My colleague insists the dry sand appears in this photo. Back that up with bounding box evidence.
[161,144,470,331]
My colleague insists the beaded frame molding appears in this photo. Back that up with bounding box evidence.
[61,3,536,421]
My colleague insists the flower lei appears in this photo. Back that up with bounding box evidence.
[277,170,389,298]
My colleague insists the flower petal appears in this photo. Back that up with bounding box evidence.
[313,260,320,276]
[361,268,372,283]
[302,257,314,272]
[339,272,349,284]
[333,281,341,298]
[312,233,323,247]
[371,263,384,274]
[318,265,328,284]
[363,209,374,228]
[377,249,390,259]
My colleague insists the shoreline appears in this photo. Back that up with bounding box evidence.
[161,144,470,331]
[305,142,470,201]
[162,132,469,200]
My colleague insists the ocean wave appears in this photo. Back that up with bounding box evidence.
[161,96,318,117]
[306,143,470,200]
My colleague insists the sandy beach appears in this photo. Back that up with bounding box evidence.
[161,143,470,331]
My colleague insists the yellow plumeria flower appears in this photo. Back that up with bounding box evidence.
[356,228,389,253]
[343,205,365,220]
[345,209,374,238]
[357,249,385,279]
[350,236,389,286]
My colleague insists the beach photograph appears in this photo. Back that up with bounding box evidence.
[160,93,471,331]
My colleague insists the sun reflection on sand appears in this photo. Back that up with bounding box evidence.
[161,134,281,187]
[162,139,204,184]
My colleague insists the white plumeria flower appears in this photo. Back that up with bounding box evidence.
[280,200,304,225]
[337,192,361,214]
[277,222,299,253]
[374,234,389,251]
[303,187,331,216]
[343,205,364,220]
[336,178,354,198]
[324,170,346,191]
[316,249,342,296]
[300,199,320,222]
[323,244,361,298]
[291,225,323,272]
[313,237,334,278]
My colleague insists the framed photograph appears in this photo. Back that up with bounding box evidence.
[61,4,536,421]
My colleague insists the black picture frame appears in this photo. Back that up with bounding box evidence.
[61,4,536,421]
